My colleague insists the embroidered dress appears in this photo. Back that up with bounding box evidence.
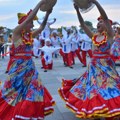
[58,36,120,119]
[111,36,120,61]
[0,35,55,120]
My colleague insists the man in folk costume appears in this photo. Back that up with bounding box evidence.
[71,28,83,65]
[80,32,93,67]
[33,35,41,58]
[39,38,61,72]
[37,17,56,47]
[50,29,61,58]
[60,27,74,68]
[0,27,7,59]
[5,33,13,73]
[111,26,120,65]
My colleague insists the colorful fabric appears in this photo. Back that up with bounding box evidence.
[58,41,120,119]
[0,43,55,120]
[111,38,120,61]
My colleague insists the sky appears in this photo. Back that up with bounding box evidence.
[0,0,120,29]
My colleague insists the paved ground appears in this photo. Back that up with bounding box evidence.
[0,56,120,120]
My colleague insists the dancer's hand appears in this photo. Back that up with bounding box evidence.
[40,0,47,8]
[73,3,79,11]
[47,8,53,14]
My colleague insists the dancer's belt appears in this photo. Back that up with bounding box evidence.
[92,51,111,59]
[92,55,111,59]
[13,55,32,60]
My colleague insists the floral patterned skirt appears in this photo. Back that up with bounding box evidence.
[111,40,120,61]
[58,57,120,119]
[0,59,55,120]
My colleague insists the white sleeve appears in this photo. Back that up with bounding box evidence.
[39,46,46,52]
[83,34,92,42]
[78,34,84,42]
[66,32,75,43]
[2,42,12,47]
[50,47,61,53]
[62,28,67,39]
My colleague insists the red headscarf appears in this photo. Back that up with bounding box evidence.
[97,16,113,25]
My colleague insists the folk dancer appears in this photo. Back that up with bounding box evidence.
[58,0,120,119]
[37,17,56,47]
[50,29,61,58]
[39,38,61,72]
[71,28,83,65]
[80,32,93,67]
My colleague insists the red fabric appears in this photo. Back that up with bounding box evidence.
[13,56,32,60]
[71,51,75,64]
[18,9,32,24]
[92,55,111,59]
[82,50,92,66]
[97,16,113,25]
[111,56,120,62]
[0,87,55,120]
[64,52,72,66]
[6,57,14,71]
[41,57,53,70]
[59,49,66,64]
[75,49,83,63]
[58,79,120,119]
[18,16,27,24]
[41,39,45,47]
[1,52,10,57]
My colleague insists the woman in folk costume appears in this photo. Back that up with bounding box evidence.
[0,1,56,120]
[58,0,120,119]
[111,26,120,64]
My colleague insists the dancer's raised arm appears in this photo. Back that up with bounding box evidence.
[74,3,93,38]
[89,0,114,38]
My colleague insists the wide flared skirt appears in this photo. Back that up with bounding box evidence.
[58,57,120,119]
[0,87,55,120]
[111,40,120,61]
[0,59,55,120]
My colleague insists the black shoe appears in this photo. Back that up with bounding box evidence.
[64,65,68,67]
[64,63,68,67]
[82,65,86,67]
[69,66,73,69]
[35,56,38,58]
[73,62,75,65]
[41,67,44,69]
[115,63,120,66]
[44,70,47,72]
[5,71,8,74]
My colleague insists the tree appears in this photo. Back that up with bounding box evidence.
[84,21,93,30]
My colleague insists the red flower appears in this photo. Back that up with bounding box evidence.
[26,89,33,98]
[4,80,12,89]
[32,80,38,88]
[117,84,120,90]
